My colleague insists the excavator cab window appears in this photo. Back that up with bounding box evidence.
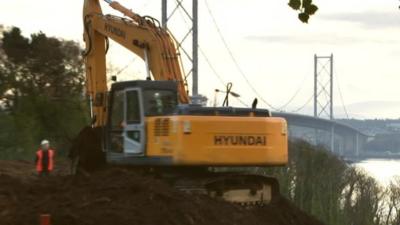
[109,90,125,153]
[111,90,125,128]
[126,90,141,124]
[143,90,178,116]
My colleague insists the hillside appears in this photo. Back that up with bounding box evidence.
[0,160,324,225]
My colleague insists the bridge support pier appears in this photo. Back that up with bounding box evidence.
[330,125,335,153]
[314,128,318,146]
[355,133,359,157]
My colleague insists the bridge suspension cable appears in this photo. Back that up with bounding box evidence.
[112,57,137,77]
[199,47,249,107]
[276,72,309,111]
[175,4,248,107]
[334,68,350,119]
[203,0,278,110]
[290,94,314,113]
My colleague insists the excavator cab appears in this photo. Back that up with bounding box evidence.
[103,79,287,169]
[106,80,178,157]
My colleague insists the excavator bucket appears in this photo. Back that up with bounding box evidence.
[68,126,106,174]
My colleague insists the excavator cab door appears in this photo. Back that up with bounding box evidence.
[108,88,145,155]
[124,88,145,154]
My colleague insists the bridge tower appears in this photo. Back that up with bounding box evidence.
[313,54,335,152]
[314,54,334,120]
[161,0,200,102]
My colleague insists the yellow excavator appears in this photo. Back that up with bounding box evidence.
[71,0,288,205]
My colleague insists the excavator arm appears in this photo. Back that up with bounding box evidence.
[83,0,190,127]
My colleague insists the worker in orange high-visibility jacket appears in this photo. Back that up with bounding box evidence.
[35,140,55,177]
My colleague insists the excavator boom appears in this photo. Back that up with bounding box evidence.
[83,0,189,126]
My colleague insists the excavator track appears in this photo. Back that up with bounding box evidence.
[69,127,280,205]
[159,170,280,205]
[205,174,279,205]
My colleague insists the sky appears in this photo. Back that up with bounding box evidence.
[0,0,399,119]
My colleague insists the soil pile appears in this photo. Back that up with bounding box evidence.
[0,163,324,225]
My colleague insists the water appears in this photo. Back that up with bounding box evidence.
[355,159,400,186]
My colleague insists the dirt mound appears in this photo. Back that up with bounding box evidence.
[0,164,324,225]
[0,160,36,179]
[0,160,70,180]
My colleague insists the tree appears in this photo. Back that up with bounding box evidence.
[263,141,387,225]
[385,177,400,225]
[0,27,89,159]
[341,168,385,225]
[288,0,319,23]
